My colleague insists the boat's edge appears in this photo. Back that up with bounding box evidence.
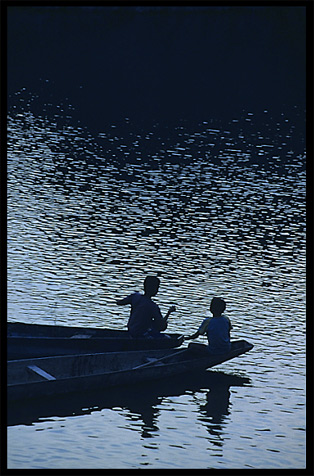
[7,321,182,339]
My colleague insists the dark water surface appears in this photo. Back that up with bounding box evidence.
[7,91,306,469]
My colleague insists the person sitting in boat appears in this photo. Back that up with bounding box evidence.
[116,275,176,338]
[185,297,232,354]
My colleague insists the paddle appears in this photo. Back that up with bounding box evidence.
[133,348,188,370]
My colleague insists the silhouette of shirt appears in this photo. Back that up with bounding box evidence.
[119,292,166,337]
[197,315,232,353]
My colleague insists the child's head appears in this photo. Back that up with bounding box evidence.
[144,276,160,297]
[210,297,226,316]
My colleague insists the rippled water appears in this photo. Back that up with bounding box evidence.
[7,90,306,469]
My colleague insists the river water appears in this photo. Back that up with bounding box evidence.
[7,89,306,470]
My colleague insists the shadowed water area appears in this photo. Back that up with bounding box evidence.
[7,90,306,470]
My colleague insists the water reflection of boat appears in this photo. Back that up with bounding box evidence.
[8,340,253,402]
[197,383,233,446]
[7,369,251,430]
[7,321,184,358]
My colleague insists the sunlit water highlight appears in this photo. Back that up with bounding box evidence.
[7,90,306,469]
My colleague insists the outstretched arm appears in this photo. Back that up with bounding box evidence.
[116,295,132,305]
[185,330,201,340]
[153,305,176,332]
[164,305,176,320]
[184,317,210,340]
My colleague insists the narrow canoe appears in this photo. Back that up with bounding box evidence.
[8,321,143,338]
[8,339,253,401]
[7,322,184,358]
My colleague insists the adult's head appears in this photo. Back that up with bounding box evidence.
[144,276,160,297]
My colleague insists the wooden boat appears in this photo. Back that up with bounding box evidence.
[8,321,146,338]
[7,321,184,359]
[8,339,253,401]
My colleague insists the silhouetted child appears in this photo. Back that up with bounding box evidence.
[116,275,176,338]
[185,297,232,354]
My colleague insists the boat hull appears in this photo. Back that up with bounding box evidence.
[8,321,137,338]
[8,340,253,401]
[7,322,184,358]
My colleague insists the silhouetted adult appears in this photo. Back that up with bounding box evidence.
[116,275,176,338]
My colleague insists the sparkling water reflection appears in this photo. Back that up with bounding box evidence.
[7,90,306,469]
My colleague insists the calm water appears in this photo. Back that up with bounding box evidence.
[7,90,306,470]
